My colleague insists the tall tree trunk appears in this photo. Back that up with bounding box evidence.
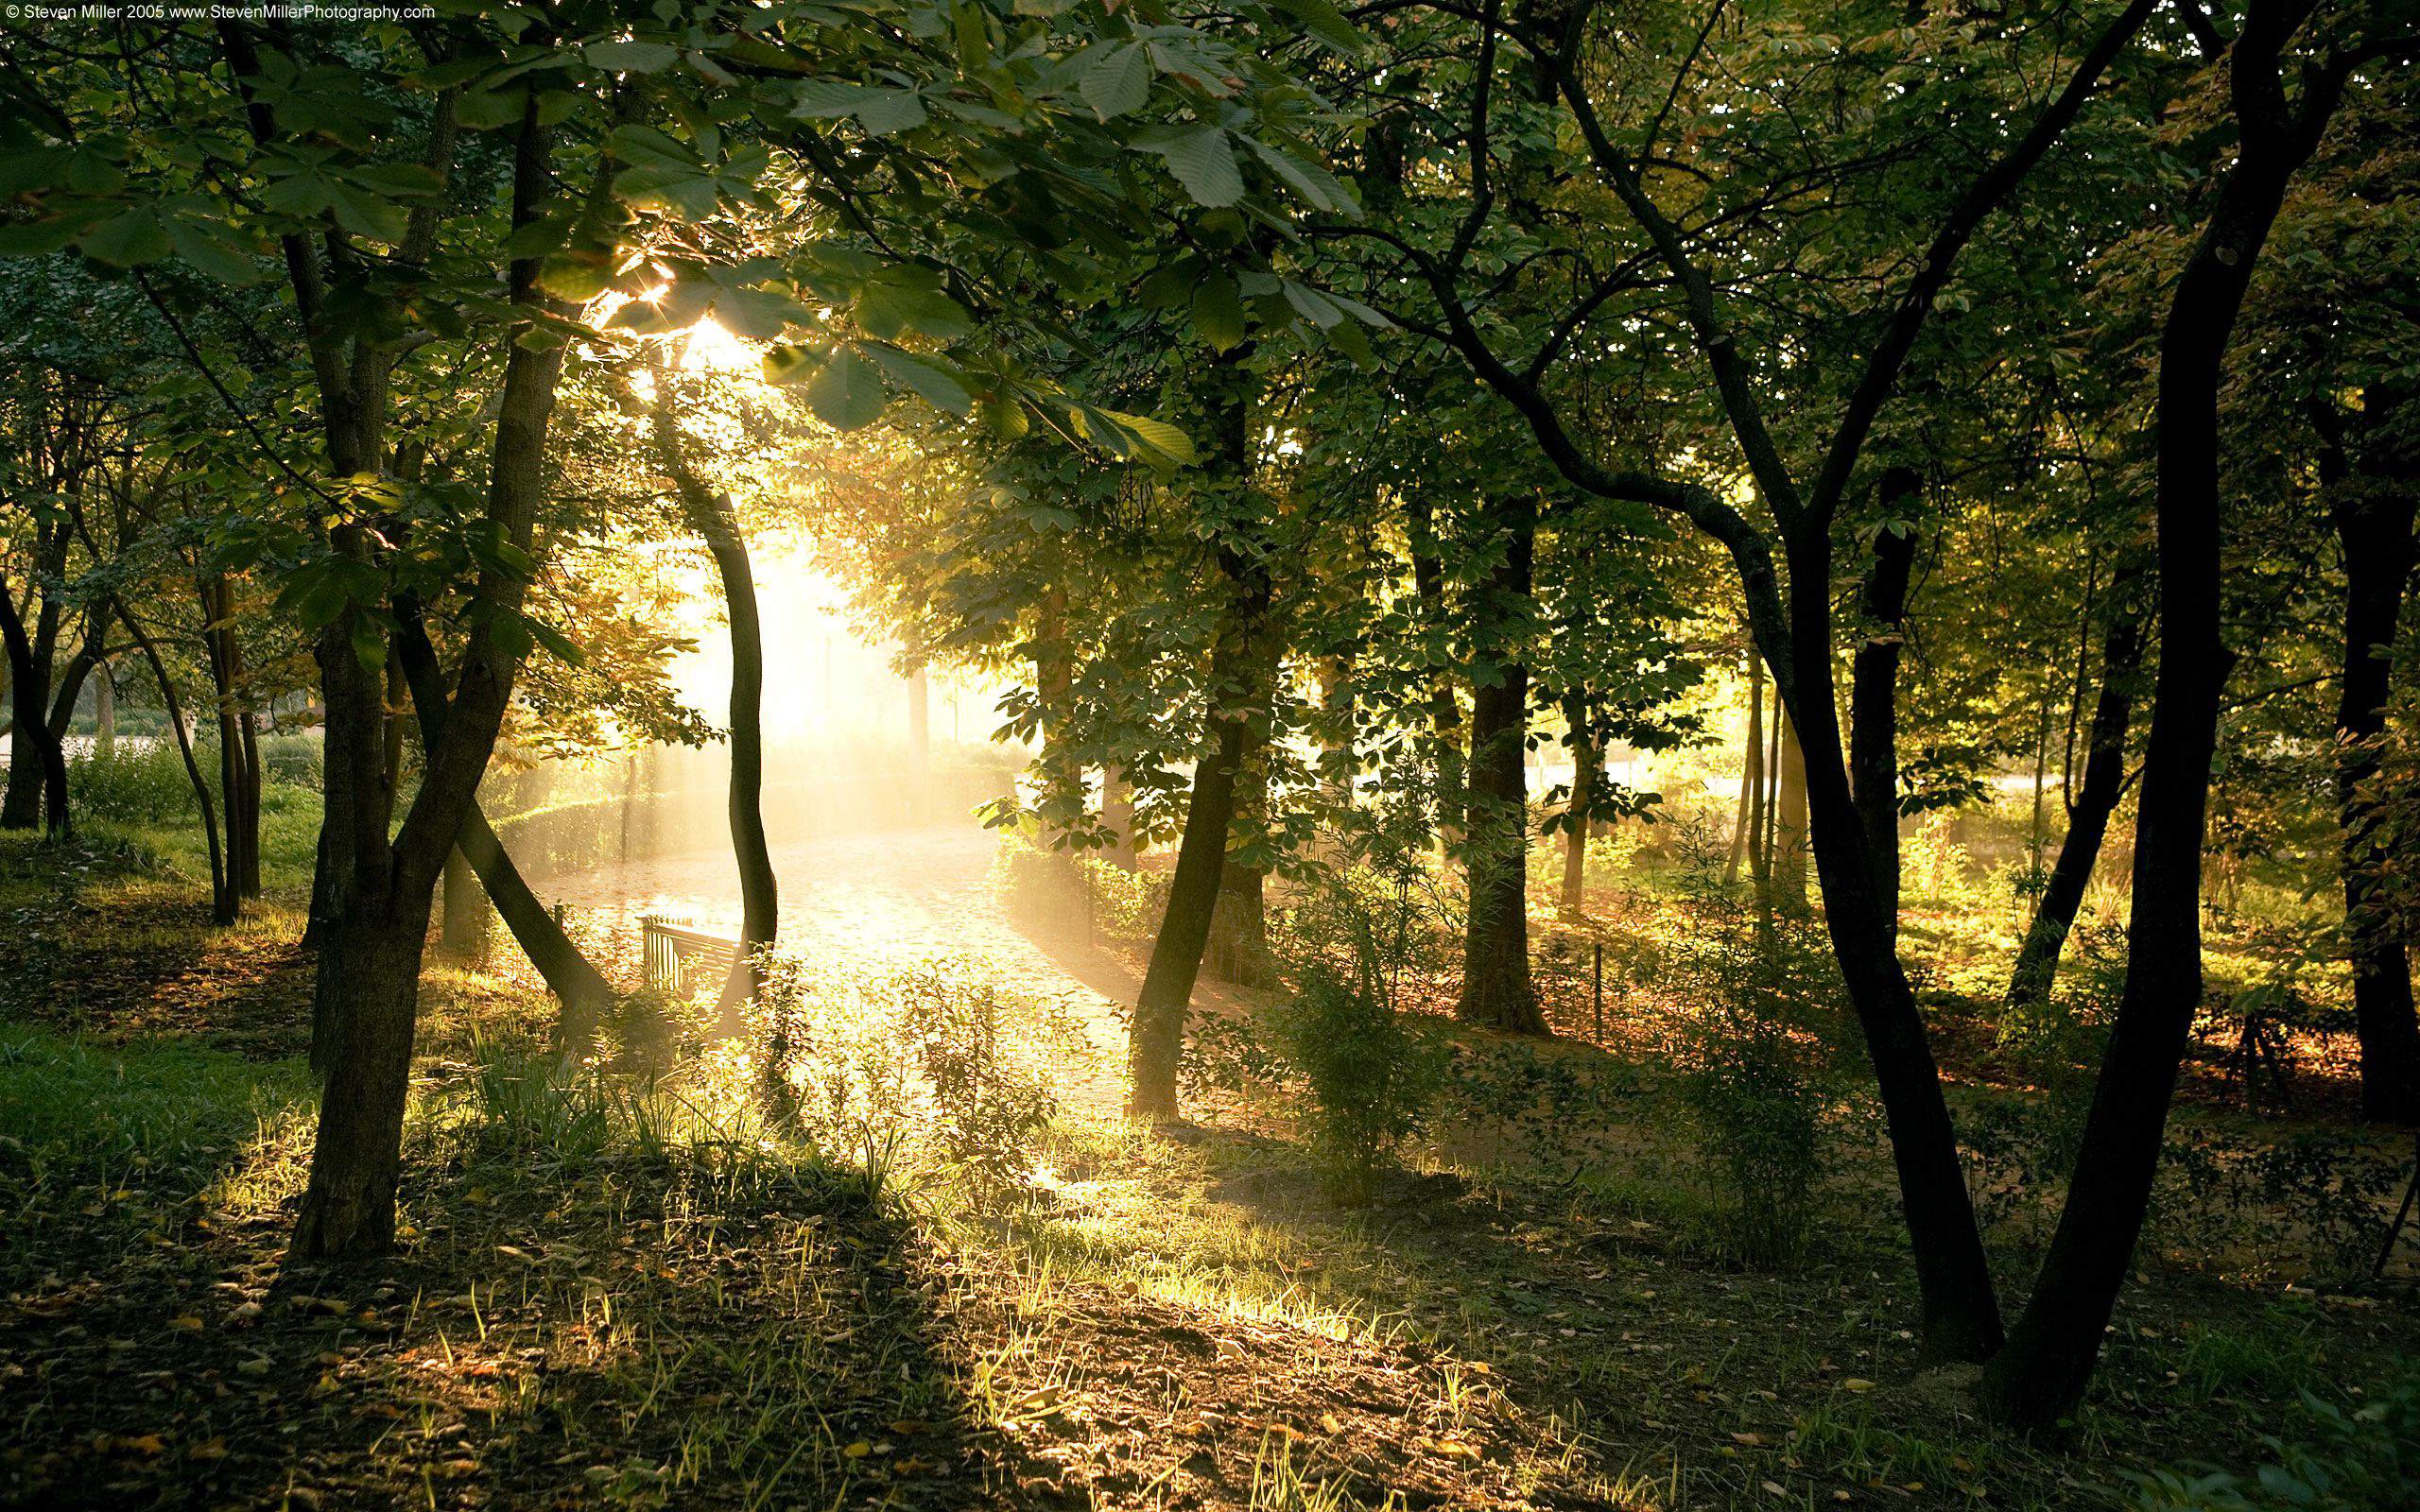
[907,654,930,820]
[1849,475,1918,942]
[1979,18,2342,1425]
[1458,499,1549,1036]
[93,664,113,758]
[291,96,572,1260]
[1033,588,1081,850]
[441,845,488,955]
[1726,647,1764,886]
[2322,387,2420,1124]
[1773,520,2005,1363]
[1129,356,1267,1120]
[2006,576,2145,1012]
[1101,765,1138,869]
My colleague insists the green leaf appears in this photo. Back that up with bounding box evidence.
[537,250,616,301]
[584,39,680,74]
[865,343,972,414]
[1245,140,1354,214]
[0,217,83,257]
[1146,126,1243,209]
[856,279,973,341]
[1192,271,1246,352]
[803,345,890,429]
[1276,0,1369,55]
[527,616,586,666]
[167,218,269,285]
[80,208,172,268]
[1081,43,1151,121]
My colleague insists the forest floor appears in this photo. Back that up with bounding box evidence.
[4,822,2417,1511]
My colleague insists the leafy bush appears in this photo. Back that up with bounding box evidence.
[756,956,1060,1197]
[1263,872,1453,1205]
[258,731,323,791]
[2130,1363,2420,1511]
[68,741,197,824]
[1664,865,1847,1267]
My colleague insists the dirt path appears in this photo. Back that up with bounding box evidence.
[544,824,1178,1118]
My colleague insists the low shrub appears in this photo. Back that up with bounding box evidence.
[2130,1361,2420,1511]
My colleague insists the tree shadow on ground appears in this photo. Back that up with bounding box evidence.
[0,1109,1069,1510]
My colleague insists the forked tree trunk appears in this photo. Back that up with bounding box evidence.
[395,617,613,1036]
[291,96,572,1260]
[2323,388,2420,1124]
[1458,499,1548,1037]
[1979,20,2343,1425]
[2006,577,2144,1012]
[0,558,68,838]
[1774,708,1808,904]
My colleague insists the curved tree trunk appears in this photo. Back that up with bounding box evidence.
[2006,579,2144,1012]
[1207,726,1276,988]
[646,356,776,1025]
[1979,21,2342,1426]
[112,595,231,922]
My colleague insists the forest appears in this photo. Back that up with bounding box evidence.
[2,1,2417,1507]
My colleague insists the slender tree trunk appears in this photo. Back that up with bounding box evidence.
[1458,499,1549,1036]
[1775,707,1808,904]
[646,356,776,1022]
[112,596,230,921]
[441,845,487,954]
[1726,648,1764,886]
[2006,580,2144,1012]
[1849,479,1918,942]
[907,654,930,820]
[2323,387,2420,1124]
[1979,26,2339,1425]
[1561,690,1594,921]
[1129,356,1267,1120]
[94,666,113,758]
[1101,765,1137,869]
[1773,518,2004,1363]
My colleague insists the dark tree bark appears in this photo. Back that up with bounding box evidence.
[2006,572,2145,1012]
[1458,499,1549,1036]
[1207,723,1277,988]
[441,845,488,955]
[199,575,262,901]
[1849,471,1920,941]
[394,615,614,1037]
[647,356,776,1022]
[1128,358,1269,1120]
[1978,8,2352,1426]
[2320,388,2420,1124]
[0,531,70,837]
